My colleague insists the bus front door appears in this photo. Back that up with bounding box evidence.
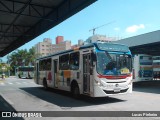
[83,54,91,94]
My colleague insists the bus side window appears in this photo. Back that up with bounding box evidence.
[59,54,69,70]
[46,58,51,70]
[70,52,79,70]
[39,60,45,71]
[140,56,143,59]
[39,61,41,70]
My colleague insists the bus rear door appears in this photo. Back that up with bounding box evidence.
[52,59,58,88]
[83,53,91,94]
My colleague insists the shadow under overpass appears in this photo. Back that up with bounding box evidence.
[20,87,125,108]
[0,95,24,120]
[133,80,160,94]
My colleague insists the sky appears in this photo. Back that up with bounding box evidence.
[2,0,160,61]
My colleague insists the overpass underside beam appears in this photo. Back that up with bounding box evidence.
[130,42,160,56]
[0,0,97,57]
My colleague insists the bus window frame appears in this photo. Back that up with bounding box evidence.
[69,52,80,70]
[59,54,70,70]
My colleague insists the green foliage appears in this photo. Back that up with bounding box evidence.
[7,47,40,75]
[0,63,11,73]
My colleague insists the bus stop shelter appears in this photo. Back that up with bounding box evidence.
[0,0,96,57]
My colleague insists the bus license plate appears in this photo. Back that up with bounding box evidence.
[114,88,121,92]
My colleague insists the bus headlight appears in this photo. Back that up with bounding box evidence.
[97,82,101,86]
[95,79,103,86]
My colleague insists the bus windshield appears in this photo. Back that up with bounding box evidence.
[97,51,132,75]
[18,67,34,71]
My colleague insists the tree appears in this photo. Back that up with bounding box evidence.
[0,63,11,77]
[7,47,41,75]
[26,47,36,66]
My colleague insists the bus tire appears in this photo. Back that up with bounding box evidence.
[71,84,80,98]
[43,79,48,90]
[18,74,21,78]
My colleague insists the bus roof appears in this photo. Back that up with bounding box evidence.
[37,42,129,61]
[16,66,34,68]
[37,43,95,60]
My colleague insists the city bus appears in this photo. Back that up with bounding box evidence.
[153,56,160,80]
[133,54,153,82]
[34,42,132,97]
[15,66,34,79]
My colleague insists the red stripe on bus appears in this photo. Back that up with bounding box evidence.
[97,74,131,79]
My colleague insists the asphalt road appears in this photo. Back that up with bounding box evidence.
[0,77,160,120]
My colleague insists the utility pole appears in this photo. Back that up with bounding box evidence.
[89,21,115,35]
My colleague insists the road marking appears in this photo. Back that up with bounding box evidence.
[0,83,5,86]
[0,80,5,82]
[0,81,36,86]
[29,81,34,84]
[8,82,13,85]
[16,82,21,84]
[22,82,28,84]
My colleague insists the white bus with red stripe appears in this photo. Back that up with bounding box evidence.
[34,42,132,97]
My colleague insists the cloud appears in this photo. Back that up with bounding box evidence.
[126,24,145,33]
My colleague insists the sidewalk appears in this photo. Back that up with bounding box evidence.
[0,76,17,81]
[8,76,16,78]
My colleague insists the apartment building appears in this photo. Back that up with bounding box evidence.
[71,39,84,49]
[85,34,118,44]
[35,38,52,57]
[56,36,64,44]
[35,36,71,57]
[52,40,71,53]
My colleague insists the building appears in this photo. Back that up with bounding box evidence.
[85,34,117,44]
[52,40,71,53]
[35,38,52,57]
[56,36,64,44]
[71,39,84,49]
[78,39,84,46]
[71,44,79,49]
[35,37,71,56]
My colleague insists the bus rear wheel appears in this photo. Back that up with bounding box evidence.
[72,85,80,98]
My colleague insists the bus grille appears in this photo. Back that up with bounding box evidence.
[103,88,128,94]
[106,81,126,83]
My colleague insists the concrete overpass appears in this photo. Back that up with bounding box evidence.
[115,30,160,56]
[0,0,97,57]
